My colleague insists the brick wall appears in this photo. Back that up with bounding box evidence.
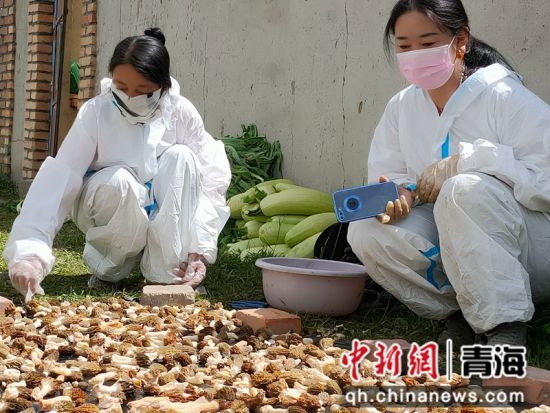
[0,0,16,175]
[0,0,97,180]
[23,0,54,179]
[78,0,96,108]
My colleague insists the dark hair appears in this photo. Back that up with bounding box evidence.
[383,0,515,75]
[109,27,172,91]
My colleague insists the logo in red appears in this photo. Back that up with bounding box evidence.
[407,341,439,380]
[340,340,440,381]
[339,339,370,381]
[373,341,403,378]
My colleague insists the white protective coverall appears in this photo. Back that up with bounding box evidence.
[348,63,550,334]
[3,77,231,284]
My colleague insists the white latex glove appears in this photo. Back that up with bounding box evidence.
[173,253,207,289]
[417,155,459,203]
[376,176,415,225]
[9,258,46,302]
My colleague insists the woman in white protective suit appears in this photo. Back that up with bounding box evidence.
[3,28,231,300]
[347,0,550,347]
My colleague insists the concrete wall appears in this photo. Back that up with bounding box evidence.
[11,0,29,193]
[96,0,550,192]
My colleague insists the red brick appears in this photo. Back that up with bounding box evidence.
[22,169,35,179]
[79,78,94,89]
[28,53,52,64]
[28,3,54,14]
[29,43,52,54]
[28,71,51,82]
[81,35,95,47]
[86,2,97,13]
[26,100,50,111]
[24,140,49,151]
[22,158,44,171]
[2,71,13,82]
[0,297,14,315]
[0,121,10,130]
[28,91,50,101]
[26,130,49,140]
[84,45,95,56]
[81,13,96,24]
[140,285,195,307]
[28,23,52,34]
[2,90,14,100]
[29,81,51,92]
[483,366,550,405]
[25,110,49,122]
[4,0,15,8]
[83,66,96,77]
[27,150,47,162]
[3,14,13,25]
[37,14,54,24]
[84,25,96,36]
[24,120,49,132]
[28,34,52,44]
[79,56,94,67]
[78,89,94,100]
[236,308,301,335]
[27,63,52,73]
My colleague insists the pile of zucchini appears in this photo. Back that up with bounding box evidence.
[226,179,337,260]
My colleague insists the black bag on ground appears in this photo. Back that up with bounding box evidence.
[314,223,361,264]
[314,223,393,298]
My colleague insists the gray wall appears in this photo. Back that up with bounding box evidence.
[96,0,550,192]
[11,0,29,193]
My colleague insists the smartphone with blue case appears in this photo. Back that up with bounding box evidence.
[332,181,399,223]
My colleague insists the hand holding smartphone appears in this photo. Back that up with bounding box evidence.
[332,181,399,223]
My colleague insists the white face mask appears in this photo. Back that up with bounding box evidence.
[111,84,163,124]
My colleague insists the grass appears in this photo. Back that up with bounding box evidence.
[0,173,549,370]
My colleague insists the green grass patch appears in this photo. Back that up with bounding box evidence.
[0,173,549,369]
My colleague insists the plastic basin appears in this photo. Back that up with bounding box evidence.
[255,257,369,316]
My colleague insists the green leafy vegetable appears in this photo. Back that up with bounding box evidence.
[219,124,283,198]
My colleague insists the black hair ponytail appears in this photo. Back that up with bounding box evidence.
[463,36,514,76]
[109,27,172,91]
[384,0,516,75]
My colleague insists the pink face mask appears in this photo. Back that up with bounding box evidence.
[396,38,456,90]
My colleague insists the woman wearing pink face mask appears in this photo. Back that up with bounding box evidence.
[348,0,550,348]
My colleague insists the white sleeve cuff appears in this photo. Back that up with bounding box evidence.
[3,238,55,275]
